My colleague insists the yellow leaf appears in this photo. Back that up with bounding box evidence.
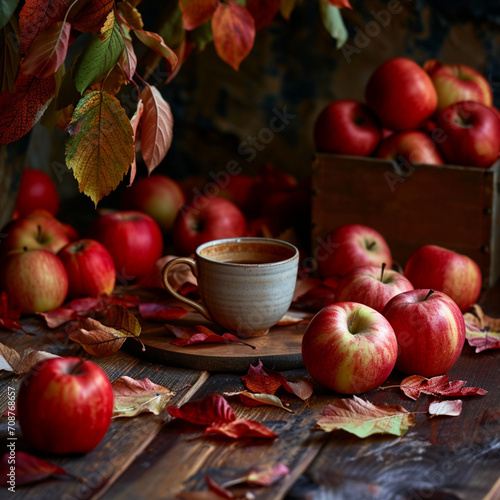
[66,91,134,206]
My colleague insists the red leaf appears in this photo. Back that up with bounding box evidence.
[242,359,284,395]
[18,0,69,54]
[0,451,67,486]
[167,393,236,426]
[399,375,487,400]
[100,293,142,307]
[0,292,25,332]
[205,419,277,439]
[71,0,115,33]
[139,85,174,173]
[205,475,234,499]
[211,0,255,71]
[37,307,77,329]
[245,0,280,30]
[133,30,178,75]
[167,324,254,348]
[0,73,56,145]
[66,296,106,313]
[138,302,188,321]
[179,0,218,30]
[324,0,352,8]
[21,21,71,78]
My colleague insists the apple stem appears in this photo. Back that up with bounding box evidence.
[380,263,386,282]
[366,241,376,250]
[424,289,435,301]
[37,224,42,241]
[69,359,86,375]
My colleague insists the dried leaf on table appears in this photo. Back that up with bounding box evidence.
[399,374,487,400]
[0,291,26,332]
[205,419,277,439]
[68,305,141,357]
[223,391,293,413]
[0,342,20,372]
[37,307,77,329]
[281,378,314,401]
[211,0,255,71]
[177,489,233,500]
[101,293,142,308]
[219,462,290,488]
[315,395,415,438]
[139,303,188,321]
[275,310,312,326]
[0,451,68,486]
[0,343,59,374]
[37,296,106,329]
[428,399,462,418]
[205,475,234,499]
[167,324,255,348]
[112,376,175,418]
[167,393,235,425]
[464,304,500,352]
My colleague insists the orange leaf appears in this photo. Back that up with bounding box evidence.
[133,29,178,74]
[139,85,174,173]
[323,0,352,8]
[167,393,236,425]
[0,72,56,145]
[242,359,283,395]
[21,21,71,79]
[0,451,67,486]
[179,0,218,30]
[211,0,255,71]
[245,0,280,30]
[18,0,69,54]
[71,0,115,33]
[205,419,277,439]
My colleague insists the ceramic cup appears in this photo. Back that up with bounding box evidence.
[162,237,299,337]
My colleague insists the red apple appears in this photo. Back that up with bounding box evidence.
[383,289,466,376]
[0,214,70,259]
[375,130,444,165]
[301,302,398,394]
[313,100,382,156]
[58,239,116,299]
[435,101,500,168]
[172,195,247,256]
[365,57,438,131]
[424,59,493,112]
[87,210,163,281]
[17,357,113,454]
[316,224,392,279]
[335,264,414,313]
[14,167,60,217]
[120,174,186,234]
[0,248,68,314]
[404,244,482,312]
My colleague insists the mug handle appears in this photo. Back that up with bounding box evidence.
[161,257,213,321]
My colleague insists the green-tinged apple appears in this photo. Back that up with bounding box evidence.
[375,130,444,165]
[0,213,70,258]
[0,248,68,314]
[336,264,414,313]
[316,224,392,279]
[365,57,438,131]
[58,239,116,299]
[423,59,493,112]
[172,195,247,256]
[383,289,466,376]
[120,174,186,234]
[14,167,60,217]
[404,244,482,312]
[301,302,398,394]
[313,100,382,156]
[436,100,500,168]
[17,357,113,454]
[87,210,163,281]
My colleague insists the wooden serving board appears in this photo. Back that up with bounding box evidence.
[125,310,309,372]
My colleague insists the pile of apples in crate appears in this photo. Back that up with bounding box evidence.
[314,57,500,169]
[0,163,309,314]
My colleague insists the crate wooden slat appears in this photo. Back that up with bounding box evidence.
[311,154,500,287]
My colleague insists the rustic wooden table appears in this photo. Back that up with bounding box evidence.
[1,283,499,500]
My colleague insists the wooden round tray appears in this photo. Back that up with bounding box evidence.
[125,311,308,373]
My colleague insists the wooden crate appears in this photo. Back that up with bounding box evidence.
[311,154,500,288]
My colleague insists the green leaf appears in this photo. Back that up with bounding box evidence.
[319,0,348,48]
[191,20,213,52]
[0,0,20,30]
[315,395,415,438]
[74,10,124,93]
[65,91,134,206]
